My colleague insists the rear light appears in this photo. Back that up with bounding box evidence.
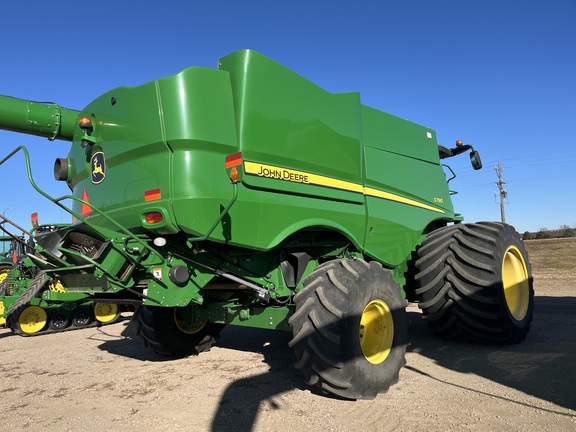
[153,237,167,247]
[31,212,39,229]
[145,212,163,224]
[145,188,161,202]
[78,117,92,130]
[225,152,242,169]
[226,152,242,183]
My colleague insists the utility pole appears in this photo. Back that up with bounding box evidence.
[494,161,507,223]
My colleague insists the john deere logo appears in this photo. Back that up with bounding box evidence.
[91,151,106,184]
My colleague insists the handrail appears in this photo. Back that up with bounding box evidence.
[0,145,165,266]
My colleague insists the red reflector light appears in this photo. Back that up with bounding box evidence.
[225,152,242,169]
[145,212,163,224]
[145,188,161,202]
[31,212,39,229]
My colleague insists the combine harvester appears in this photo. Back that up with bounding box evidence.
[0,50,533,399]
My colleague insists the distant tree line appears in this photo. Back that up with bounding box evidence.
[523,224,576,240]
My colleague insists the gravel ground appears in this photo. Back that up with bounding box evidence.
[1,270,574,432]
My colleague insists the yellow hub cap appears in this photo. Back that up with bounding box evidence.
[18,305,47,334]
[502,246,530,321]
[359,299,394,364]
[174,309,207,334]
[93,303,119,323]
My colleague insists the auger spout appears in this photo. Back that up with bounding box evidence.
[0,95,79,141]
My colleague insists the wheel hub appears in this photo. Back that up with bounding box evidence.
[174,308,207,334]
[359,299,394,364]
[94,303,119,323]
[502,246,530,321]
[18,305,47,334]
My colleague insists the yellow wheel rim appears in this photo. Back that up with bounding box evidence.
[0,268,9,284]
[93,303,119,323]
[502,246,530,321]
[359,299,394,364]
[18,305,47,334]
[174,309,207,334]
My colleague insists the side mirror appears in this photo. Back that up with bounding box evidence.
[470,150,482,170]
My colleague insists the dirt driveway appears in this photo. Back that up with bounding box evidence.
[1,270,575,432]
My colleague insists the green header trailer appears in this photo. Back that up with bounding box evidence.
[0,218,122,334]
[0,50,533,399]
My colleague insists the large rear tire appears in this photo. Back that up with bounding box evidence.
[135,305,224,357]
[413,222,533,344]
[289,259,408,400]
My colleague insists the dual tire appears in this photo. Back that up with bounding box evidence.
[412,222,534,344]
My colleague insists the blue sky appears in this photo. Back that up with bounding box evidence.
[0,1,574,234]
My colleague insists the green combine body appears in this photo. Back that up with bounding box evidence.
[0,50,534,399]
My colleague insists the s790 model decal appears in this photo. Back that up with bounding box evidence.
[243,161,445,214]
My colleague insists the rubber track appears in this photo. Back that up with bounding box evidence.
[9,314,124,337]
[6,271,48,316]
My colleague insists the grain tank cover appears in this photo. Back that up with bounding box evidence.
[219,50,364,204]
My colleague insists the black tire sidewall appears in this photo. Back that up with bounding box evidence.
[136,306,223,357]
[343,263,408,396]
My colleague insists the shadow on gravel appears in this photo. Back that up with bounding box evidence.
[209,326,324,432]
[91,318,167,362]
[92,295,576,431]
[407,295,576,413]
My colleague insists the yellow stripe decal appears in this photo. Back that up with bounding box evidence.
[243,161,444,214]
[363,187,445,213]
[244,161,363,193]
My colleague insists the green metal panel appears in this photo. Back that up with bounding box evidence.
[226,304,292,331]
[361,105,439,163]
[360,105,454,265]
[219,50,364,188]
[67,66,238,237]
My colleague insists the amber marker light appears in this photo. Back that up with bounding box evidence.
[78,117,92,129]
[456,139,463,146]
[145,212,163,224]
[230,167,240,183]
